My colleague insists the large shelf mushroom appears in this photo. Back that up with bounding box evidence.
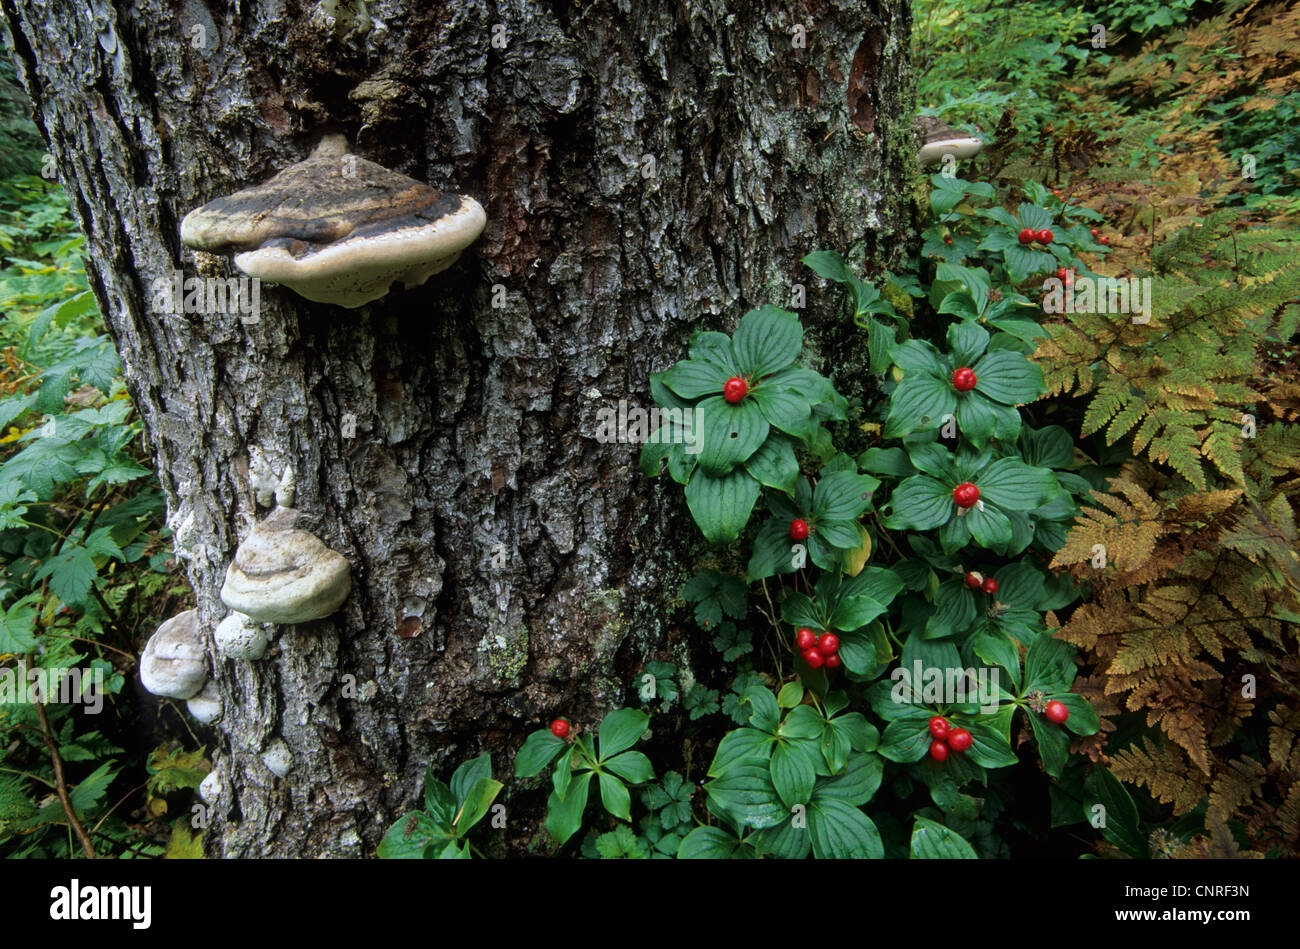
[139,610,208,700]
[220,506,352,624]
[180,135,486,308]
[915,116,984,166]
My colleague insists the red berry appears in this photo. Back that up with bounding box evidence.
[964,571,983,589]
[550,719,570,739]
[723,376,748,403]
[1045,700,1070,724]
[1052,188,1061,196]
[824,654,841,669]
[929,740,949,762]
[952,483,980,508]
[1090,227,1100,237]
[951,367,977,392]
[795,627,817,651]
[802,648,825,669]
[1018,228,1034,244]
[947,728,973,752]
[929,716,950,739]
[1099,235,1109,245]
[816,633,839,657]
[789,518,810,542]
[944,235,953,245]
[1036,228,1053,245]
[981,577,998,595]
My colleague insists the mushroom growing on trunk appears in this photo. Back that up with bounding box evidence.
[179,134,486,308]
[139,610,207,699]
[220,507,352,624]
[915,116,984,166]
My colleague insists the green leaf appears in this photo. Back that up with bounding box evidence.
[514,729,565,777]
[598,771,633,820]
[1083,766,1147,858]
[377,812,443,859]
[742,685,780,733]
[812,751,883,805]
[68,761,115,814]
[684,468,762,544]
[750,386,812,437]
[705,759,786,830]
[744,433,798,493]
[454,778,503,834]
[0,600,38,653]
[770,740,818,808]
[977,459,1058,510]
[807,798,883,858]
[965,502,1013,549]
[598,708,649,759]
[972,349,1044,405]
[662,358,728,399]
[604,750,655,784]
[696,396,769,474]
[732,306,803,377]
[813,470,878,521]
[881,476,953,530]
[678,825,753,859]
[910,817,978,858]
[545,771,593,846]
[777,681,805,709]
[884,373,957,439]
[1028,710,1071,778]
[709,727,774,776]
[450,752,492,805]
[34,547,96,607]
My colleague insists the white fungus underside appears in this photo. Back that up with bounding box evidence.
[234,198,487,308]
[919,138,983,165]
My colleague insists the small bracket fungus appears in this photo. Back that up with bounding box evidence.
[262,739,293,778]
[220,506,352,623]
[214,611,271,660]
[248,448,279,508]
[198,769,223,805]
[139,610,208,699]
[915,116,984,166]
[186,681,223,724]
[275,465,296,508]
[180,135,486,308]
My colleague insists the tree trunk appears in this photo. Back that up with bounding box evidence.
[1,0,913,856]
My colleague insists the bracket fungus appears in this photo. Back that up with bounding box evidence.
[262,739,293,778]
[139,610,208,700]
[179,134,486,307]
[186,681,223,724]
[220,507,352,624]
[915,116,984,166]
[214,611,271,660]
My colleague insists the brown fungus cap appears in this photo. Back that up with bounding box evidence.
[915,116,984,166]
[180,136,486,308]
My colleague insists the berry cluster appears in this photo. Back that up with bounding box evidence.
[1090,227,1110,246]
[951,367,977,392]
[795,627,840,669]
[963,570,998,595]
[1017,227,1054,245]
[723,376,749,403]
[952,482,980,508]
[927,716,972,762]
[550,718,571,739]
[789,518,810,541]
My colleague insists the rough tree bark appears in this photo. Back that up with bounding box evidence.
[1,0,913,856]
